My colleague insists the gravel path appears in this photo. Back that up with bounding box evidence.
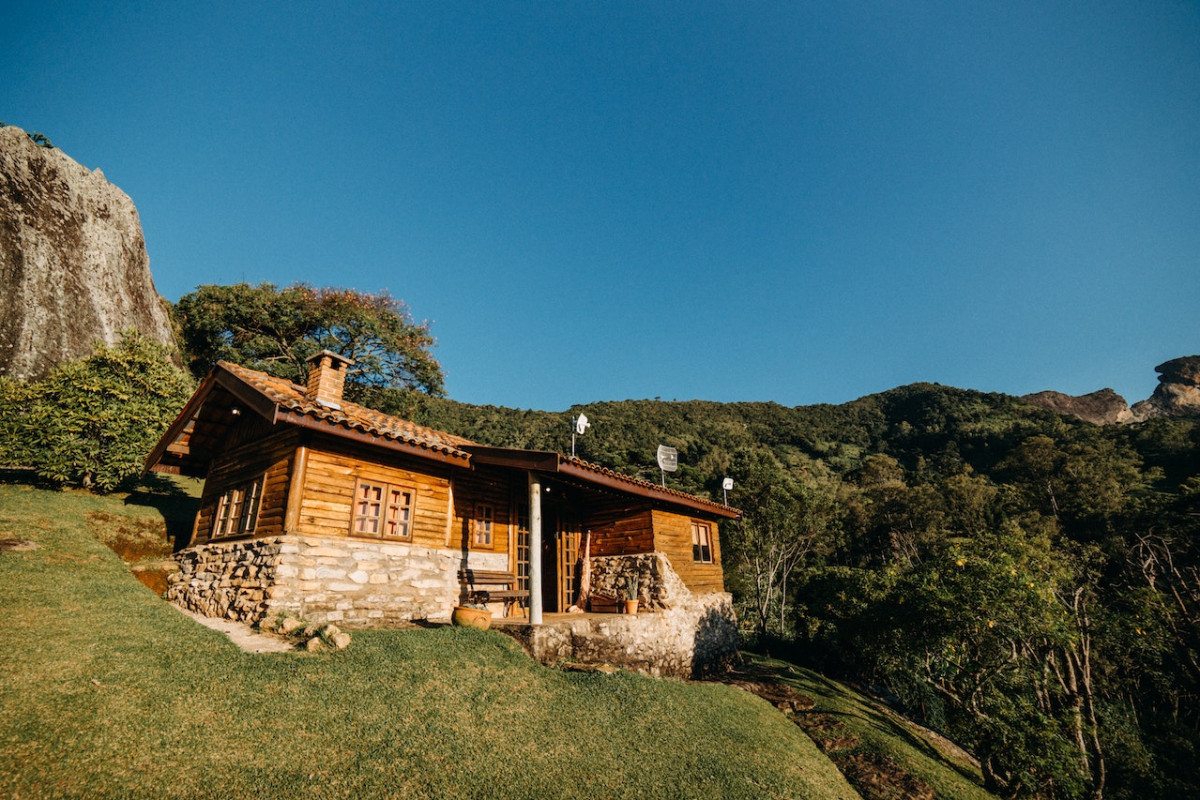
[170,605,297,653]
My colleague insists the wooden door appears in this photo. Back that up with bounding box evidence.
[557,516,582,611]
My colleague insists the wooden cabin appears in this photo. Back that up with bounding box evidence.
[145,352,740,631]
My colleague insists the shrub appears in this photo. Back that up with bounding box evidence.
[2,332,193,491]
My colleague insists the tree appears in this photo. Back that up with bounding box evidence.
[724,449,837,637]
[6,332,194,491]
[174,283,445,396]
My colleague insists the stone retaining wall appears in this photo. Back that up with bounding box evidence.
[509,592,739,679]
[168,539,281,622]
[167,535,507,628]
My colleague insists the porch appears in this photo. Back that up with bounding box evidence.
[488,594,739,679]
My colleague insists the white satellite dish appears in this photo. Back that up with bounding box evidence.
[722,477,734,491]
[656,445,678,487]
[571,413,591,457]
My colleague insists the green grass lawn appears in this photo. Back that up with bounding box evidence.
[0,483,860,800]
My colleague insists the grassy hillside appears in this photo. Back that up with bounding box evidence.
[0,483,856,800]
[0,482,1002,799]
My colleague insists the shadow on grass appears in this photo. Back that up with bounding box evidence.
[123,474,200,552]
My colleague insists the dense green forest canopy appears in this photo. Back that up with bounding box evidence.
[365,382,1200,800]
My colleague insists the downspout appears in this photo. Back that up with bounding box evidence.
[528,471,543,626]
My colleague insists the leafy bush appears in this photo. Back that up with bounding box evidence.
[0,332,193,491]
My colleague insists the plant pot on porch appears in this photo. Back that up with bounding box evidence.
[451,606,492,630]
[623,599,639,615]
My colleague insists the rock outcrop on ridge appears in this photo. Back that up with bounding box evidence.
[1130,356,1200,421]
[0,124,175,381]
[1022,388,1134,426]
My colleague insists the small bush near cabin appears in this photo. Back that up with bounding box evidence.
[0,332,193,491]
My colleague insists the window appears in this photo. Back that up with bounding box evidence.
[352,480,414,540]
[691,522,713,563]
[212,476,264,538]
[473,503,494,547]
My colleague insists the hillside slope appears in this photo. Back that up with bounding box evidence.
[0,483,999,799]
[0,483,854,800]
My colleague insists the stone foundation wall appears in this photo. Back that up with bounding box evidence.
[168,535,507,628]
[511,592,739,679]
[167,539,282,622]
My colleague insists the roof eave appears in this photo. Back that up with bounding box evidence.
[277,408,472,468]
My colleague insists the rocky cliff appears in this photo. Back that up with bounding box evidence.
[1130,356,1200,421]
[0,125,175,381]
[1024,357,1200,425]
[1022,388,1134,426]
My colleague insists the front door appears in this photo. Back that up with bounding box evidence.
[513,498,582,614]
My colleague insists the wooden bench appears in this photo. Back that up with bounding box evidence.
[458,569,529,618]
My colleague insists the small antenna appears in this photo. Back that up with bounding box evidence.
[571,413,590,458]
[656,445,678,487]
[722,477,734,505]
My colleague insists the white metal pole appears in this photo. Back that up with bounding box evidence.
[528,471,543,626]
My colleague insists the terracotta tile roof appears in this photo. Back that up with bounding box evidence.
[219,361,475,458]
[560,456,739,517]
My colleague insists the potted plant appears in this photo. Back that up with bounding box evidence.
[622,575,639,615]
[452,602,492,630]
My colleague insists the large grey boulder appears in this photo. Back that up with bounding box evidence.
[0,125,175,381]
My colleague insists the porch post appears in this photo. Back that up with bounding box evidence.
[528,471,544,626]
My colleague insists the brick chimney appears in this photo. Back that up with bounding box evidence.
[305,350,354,409]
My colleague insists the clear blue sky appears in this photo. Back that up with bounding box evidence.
[4,2,1197,410]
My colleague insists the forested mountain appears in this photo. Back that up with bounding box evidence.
[363,382,1200,800]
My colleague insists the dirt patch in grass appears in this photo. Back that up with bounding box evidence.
[721,661,941,800]
[86,512,173,563]
[130,564,173,596]
[0,538,40,552]
[793,712,861,752]
[835,751,937,800]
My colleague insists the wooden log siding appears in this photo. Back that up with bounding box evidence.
[191,428,301,547]
[586,504,655,557]
[296,443,452,548]
[651,509,725,594]
[449,466,514,554]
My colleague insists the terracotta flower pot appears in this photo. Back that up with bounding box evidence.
[623,599,639,615]
[452,606,492,630]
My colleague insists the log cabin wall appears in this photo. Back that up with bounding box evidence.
[191,427,301,547]
[449,465,514,556]
[585,500,655,557]
[294,433,456,549]
[650,509,725,594]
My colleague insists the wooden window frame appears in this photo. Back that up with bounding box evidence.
[351,479,415,541]
[473,503,495,548]
[212,475,264,539]
[691,521,714,564]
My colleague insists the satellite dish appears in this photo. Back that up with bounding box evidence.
[656,445,678,472]
[722,477,734,491]
[575,414,590,435]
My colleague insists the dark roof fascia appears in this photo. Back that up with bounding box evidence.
[460,445,562,472]
[212,369,281,424]
[556,459,741,519]
[277,408,472,468]
[143,364,279,475]
[462,445,741,520]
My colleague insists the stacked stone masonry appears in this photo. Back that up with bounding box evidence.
[168,537,738,677]
[588,552,691,609]
[168,535,507,627]
[511,591,739,679]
